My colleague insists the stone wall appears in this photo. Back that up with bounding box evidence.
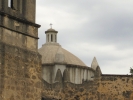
[0,13,40,52]
[0,0,36,22]
[0,0,40,52]
[98,75,133,100]
[0,42,42,100]
[42,74,133,100]
[0,0,42,100]
[42,80,99,100]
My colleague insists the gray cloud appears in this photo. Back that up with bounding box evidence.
[36,0,133,74]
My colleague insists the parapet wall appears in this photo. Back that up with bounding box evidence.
[99,74,133,100]
[42,80,99,100]
[42,74,133,100]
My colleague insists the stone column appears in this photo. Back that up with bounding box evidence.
[46,34,48,43]
[53,33,55,42]
[49,34,51,42]
[55,34,57,42]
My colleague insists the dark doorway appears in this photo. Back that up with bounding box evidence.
[42,97,45,100]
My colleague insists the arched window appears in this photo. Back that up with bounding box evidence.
[51,34,53,42]
[8,0,13,8]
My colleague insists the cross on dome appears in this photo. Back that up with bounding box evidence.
[50,23,53,28]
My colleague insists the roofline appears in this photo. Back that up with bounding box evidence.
[42,63,95,72]
[45,30,58,33]
[102,74,132,77]
[0,11,41,28]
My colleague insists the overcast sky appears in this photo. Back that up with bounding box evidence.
[36,0,133,74]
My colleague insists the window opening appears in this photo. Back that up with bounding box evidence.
[8,0,11,7]
[47,35,49,42]
[51,34,53,42]
[8,0,13,9]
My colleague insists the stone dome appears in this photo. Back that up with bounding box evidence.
[39,27,87,67]
[45,28,58,33]
[38,43,86,67]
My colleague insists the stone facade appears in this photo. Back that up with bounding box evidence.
[0,0,42,100]
[0,42,42,100]
[99,75,133,100]
[1,0,133,100]
[42,75,133,100]
[0,0,39,51]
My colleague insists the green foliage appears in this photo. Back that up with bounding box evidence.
[130,67,133,75]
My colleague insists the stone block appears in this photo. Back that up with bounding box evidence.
[0,42,42,100]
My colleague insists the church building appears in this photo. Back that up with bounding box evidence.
[0,0,133,100]
[38,27,101,85]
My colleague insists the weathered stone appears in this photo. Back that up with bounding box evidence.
[0,0,42,100]
[1,0,133,100]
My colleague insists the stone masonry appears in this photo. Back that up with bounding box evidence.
[0,0,42,100]
[1,0,133,100]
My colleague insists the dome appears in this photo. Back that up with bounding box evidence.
[45,28,58,33]
[38,43,87,67]
[39,26,87,67]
